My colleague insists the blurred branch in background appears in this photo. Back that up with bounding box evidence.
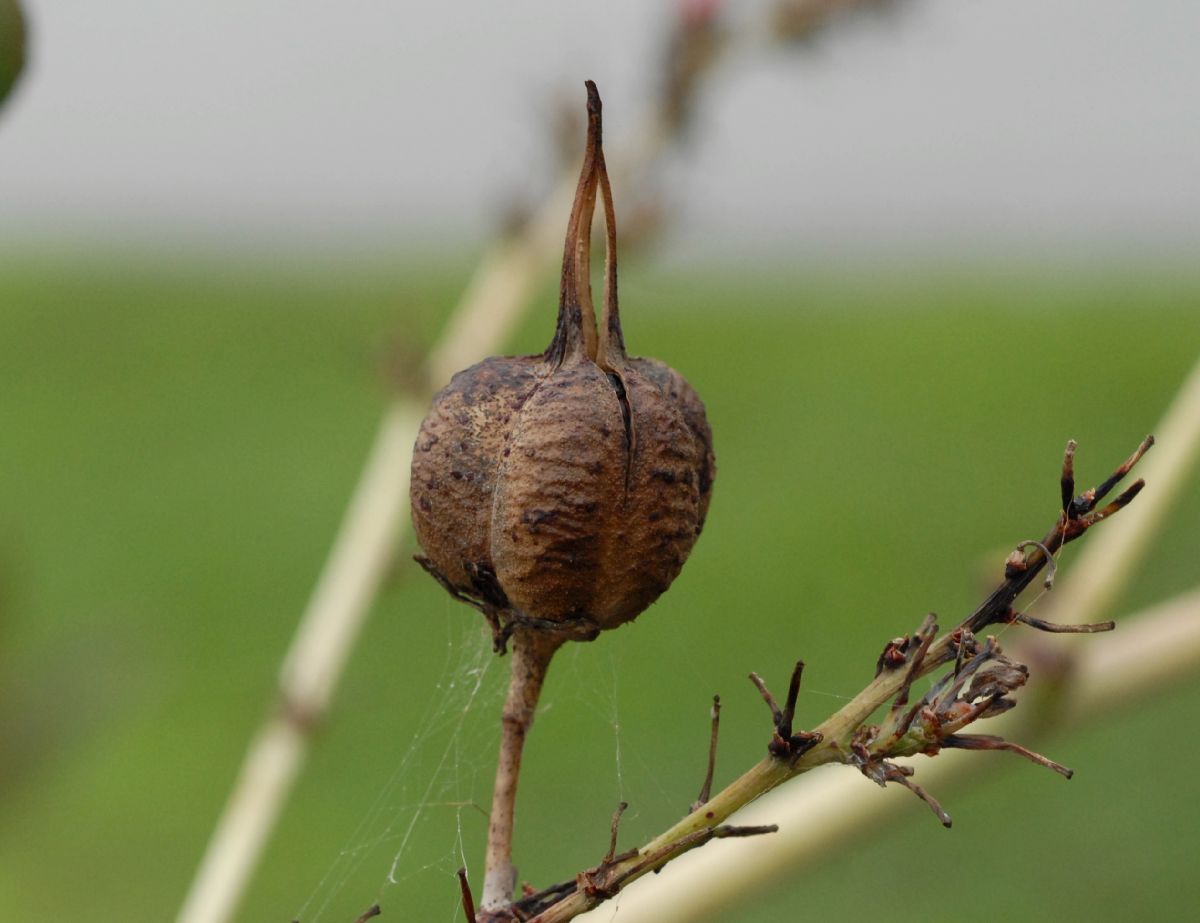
[176,3,913,922]
[770,0,905,42]
[0,0,26,111]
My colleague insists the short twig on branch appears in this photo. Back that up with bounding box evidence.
[458,869,477,923]
[690,696,722,812]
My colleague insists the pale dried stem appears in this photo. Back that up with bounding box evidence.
[481,632,563,911]
[176,400,422,923]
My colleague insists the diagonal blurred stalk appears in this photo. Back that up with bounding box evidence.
[175,188,574,923]
[175,400,422,923]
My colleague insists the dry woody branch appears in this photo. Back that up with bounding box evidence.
[444,436,1150,923]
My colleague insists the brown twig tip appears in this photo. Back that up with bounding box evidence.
[971,437,1152,637]
[862,759,953,828]
[751,665,821,760]
[1061,439,1078,513]
[712,824,779,839]
[352,904,381,923]
[692,695,722,811]
[748,672,780,723]
[457,868,476,923]
[891,619,937,714]
[875,636,910,675]
[780,661,805,733]
[584,80,602,125]
[1109,478,1146,511]
[945,734,1074,779]
[605,802,629,864]
[1066,436,1154,522]
[1013,611,1115,634]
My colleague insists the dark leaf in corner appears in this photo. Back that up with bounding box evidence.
[0,0,25,110]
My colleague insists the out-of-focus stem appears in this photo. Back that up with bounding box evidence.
[176,186,579,923]
[176,399,422,923]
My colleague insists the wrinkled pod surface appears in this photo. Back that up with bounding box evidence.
[411,81,714,643]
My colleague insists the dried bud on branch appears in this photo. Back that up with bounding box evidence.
[851,629,1072,826]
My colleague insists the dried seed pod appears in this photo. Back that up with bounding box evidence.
[411,81,714,641]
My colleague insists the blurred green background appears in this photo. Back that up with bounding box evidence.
[3,1,1200,919]
[1,250,1197,922]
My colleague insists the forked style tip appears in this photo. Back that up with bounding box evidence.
[585,79,601,115]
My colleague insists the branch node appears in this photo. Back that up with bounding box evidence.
[1013,540,1058,589]
[875,636,910,675]
[751,664,821,760]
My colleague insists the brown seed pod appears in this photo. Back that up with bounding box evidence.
[411,80,714,643]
